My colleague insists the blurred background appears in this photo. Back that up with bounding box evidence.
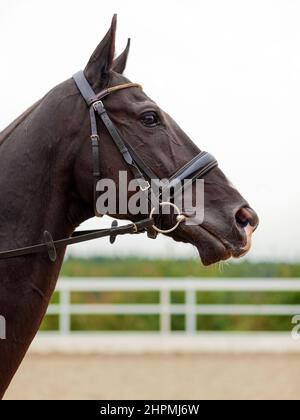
[1,0,300,400]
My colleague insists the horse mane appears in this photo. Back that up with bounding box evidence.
[0,98,43,147]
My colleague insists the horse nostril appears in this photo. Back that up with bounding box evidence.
[235,207,259,231]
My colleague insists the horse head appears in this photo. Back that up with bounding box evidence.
[71,15,259,265]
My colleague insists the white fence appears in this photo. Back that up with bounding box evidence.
[45,278,300,335]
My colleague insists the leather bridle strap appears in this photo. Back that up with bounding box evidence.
[167,151,218,198]
[72,71,142,106]
[73,71,153,216]
[94,83,143,102]
[93,100,151,191]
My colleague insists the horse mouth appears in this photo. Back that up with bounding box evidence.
[190,225,248,266]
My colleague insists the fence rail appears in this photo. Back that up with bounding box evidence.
[46,278,300,335]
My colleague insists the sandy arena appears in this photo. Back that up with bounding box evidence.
[4,353,300,400]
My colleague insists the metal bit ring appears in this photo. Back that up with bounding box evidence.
[150,202,186,234]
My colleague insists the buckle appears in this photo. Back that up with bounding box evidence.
[90,134,100,146]
[92,100,104,111]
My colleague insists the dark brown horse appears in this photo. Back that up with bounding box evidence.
[0,16,258,398]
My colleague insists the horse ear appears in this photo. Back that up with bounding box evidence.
[112,38,131,74]
[84,14,117,89]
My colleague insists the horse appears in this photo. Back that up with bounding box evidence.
[0,15,258,398]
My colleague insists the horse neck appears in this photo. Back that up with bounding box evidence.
[0,81,85,397]
[0,82,81,257]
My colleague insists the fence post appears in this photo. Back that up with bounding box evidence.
[160,289,171,334]
[186,289,197,334]
[60,288,70,335]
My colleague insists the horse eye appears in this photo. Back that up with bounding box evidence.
[141,111,160,127]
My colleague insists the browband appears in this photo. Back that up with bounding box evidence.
[73,71,142,106]
[95,83,143,101]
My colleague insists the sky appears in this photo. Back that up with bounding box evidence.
[0,0,299,261]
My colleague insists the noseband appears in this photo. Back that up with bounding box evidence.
[0,71,218,261]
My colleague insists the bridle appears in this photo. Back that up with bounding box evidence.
[0,71,218,262]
